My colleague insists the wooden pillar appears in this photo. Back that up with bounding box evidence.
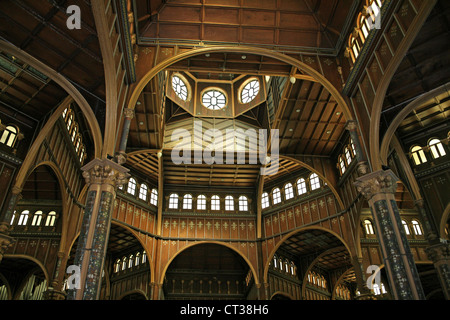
[67,158,129,300]
[355,169,425,300]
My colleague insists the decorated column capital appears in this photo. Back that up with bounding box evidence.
[425,241,450,263]
[123,108,135,119]
[81,158,130,188]
[354,169,399,201]
[345,120,358,132]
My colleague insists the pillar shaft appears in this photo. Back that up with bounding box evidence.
[118,108,134,154]
[355,169,425,300]
[67,158,129,300]
[425,241,450,300]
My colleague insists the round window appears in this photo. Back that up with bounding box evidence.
[202,89,227,110]
[240,79,260,104]
[172,75,189,101]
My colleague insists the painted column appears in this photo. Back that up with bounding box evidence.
[351,256,376,300]
[355,169,425,300]
[345,120,369,175]
[425,241,450,300]
[414,199,450,299]
[67,158,129,300]
[116,108,134,164]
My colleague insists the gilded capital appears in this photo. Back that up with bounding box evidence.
[123,108,135,119]
[345,120,358,131]
[354,169,399,200]
[81,158,130,188]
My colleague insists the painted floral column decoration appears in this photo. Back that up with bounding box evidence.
[355,169,425,300]
[67,158,129,300]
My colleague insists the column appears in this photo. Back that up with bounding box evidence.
[0,186,21,264]
[67,158,129,300]
[43,252,67,300]
[116,108,134,164]
[351,256,376,300]
[345,120,369,175]
[355,169,425,300]
[425,241,450,300]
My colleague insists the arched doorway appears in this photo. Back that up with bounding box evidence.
[163,243,254,300]
[66,222,151,300]
[0,256,48,300]
[266,227,353,300]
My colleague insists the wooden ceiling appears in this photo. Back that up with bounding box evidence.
[0,0,105,125]
[21,165,62,200]
[381,0,450,137]
[276,228,352,271]
[134,0,355,52]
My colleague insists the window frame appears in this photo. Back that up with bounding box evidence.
[225,195,234,211]
[197,194,207,210]
[284,183,294,200]
[182,194,193,210]
[238,196,248,211]
[211,195,220,211]
[169,193,179,209]
[272,188,282,205]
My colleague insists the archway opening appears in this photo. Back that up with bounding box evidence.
[268,228,353,300]
[0,257,47,300]
[66,223,150,300]
[163,243,254,300]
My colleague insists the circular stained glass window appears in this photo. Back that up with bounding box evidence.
[172,75,188,101]
[202,89,227,110]
[240,79,260,104]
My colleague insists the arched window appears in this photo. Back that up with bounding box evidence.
[339,155,346,175]
[197,195,206,210]
[70,125,77,143]
[345,147,352,165]
[429,138,446,159]
[31,211,43,226]
[169,193,179,209]
[121,257,127,271]
[411,146,427,165]
[0,125,18,147]
[364,219,375,235]
[127,178,137,195]
[114,259,121,273]
[412,220,423,236]
[273,255,278,269]
[128,254,134,268]
[138,184,148,201]
[135,252,141,265]
[211,195,220,210]
[150,188,158,206]
[272,188,281,204]
[290,262,296,276]
[45,211,56,227]
[309,173,320,191]
[350,139,356,157]
[261,192,270,209]
[238,196,248,211]
[225,195,234,211]
[296,178,307,195]
[142,252,147,264]
[183,194,193,210]
[66,111,73,130]
[18,210,29,226]
[284,183,294,200]
[402,220,410,235]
